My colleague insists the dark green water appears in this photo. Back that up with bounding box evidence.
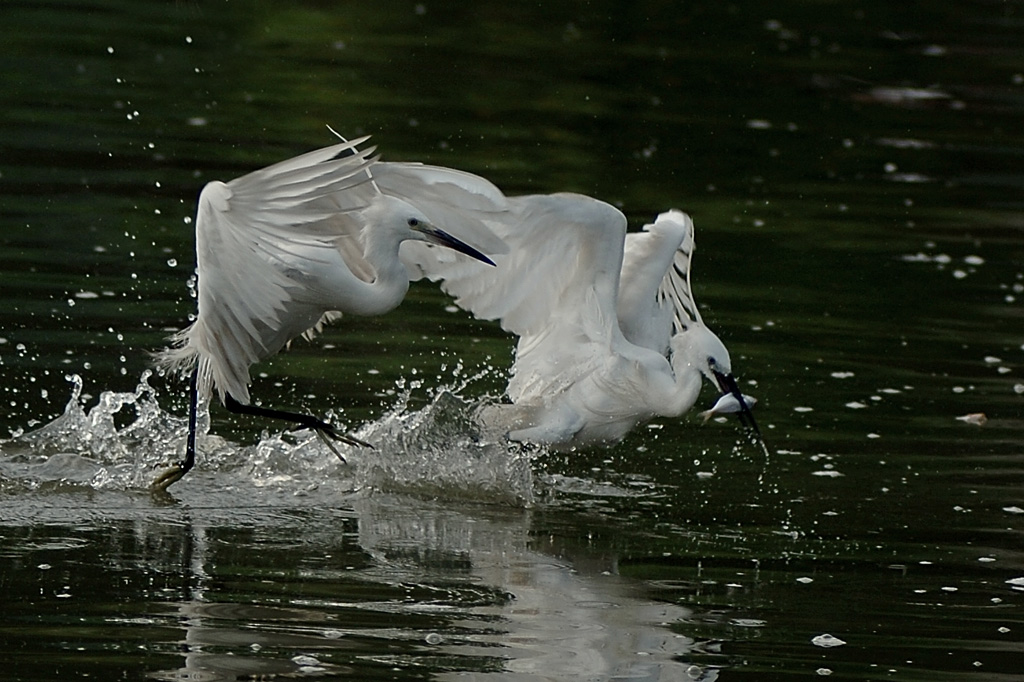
[2,1,1023,680]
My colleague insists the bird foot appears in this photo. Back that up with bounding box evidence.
[308,420,373,463]
[315,420,373,450]
[313,428,346,463]
[151,461,188,492]
[223,394,372,452]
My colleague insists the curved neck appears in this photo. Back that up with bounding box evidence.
[662,359,704,417]
[654,334,708,417]
[347,226,411,316]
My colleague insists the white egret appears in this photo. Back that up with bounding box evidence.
[154,138,503,490]
[380,160,763,449]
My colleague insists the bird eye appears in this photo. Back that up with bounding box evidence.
[707,356,717,368]
[407,218,420,227]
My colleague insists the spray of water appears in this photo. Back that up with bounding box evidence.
[0,370,539,505]
[0,372,187,490]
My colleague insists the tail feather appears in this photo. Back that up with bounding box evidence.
[153,326,198,375]
[153,326,214,400]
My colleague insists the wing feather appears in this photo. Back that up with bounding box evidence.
[158,138,380,403]
[400,191,626,338]
[652,211,702,336]
[373,161,510,257]
[396,188,629,401]
[618,210,693,354]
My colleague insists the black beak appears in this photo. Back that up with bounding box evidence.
[713,370,766,449]
[422,225,496,266]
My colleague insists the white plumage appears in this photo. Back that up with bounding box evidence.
[386,161,759,448]
[154,138,502,489]
[160,139,502,403]
[154,135,759,489]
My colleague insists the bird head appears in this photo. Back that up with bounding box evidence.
[672,323,763,441]
[405,214,495,266]
[377,196,495,266]
[672,323,731,384]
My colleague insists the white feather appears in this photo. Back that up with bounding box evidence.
[158,138,504,405]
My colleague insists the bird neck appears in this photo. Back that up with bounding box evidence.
[660,332,708,417]
[358,225,411,315]
[650,360,702,418]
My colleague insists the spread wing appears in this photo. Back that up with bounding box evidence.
[650,210,703,336]
[160,138,379,403]
[372,161,510,259]
[385,173,629,400]
[385,165,626,339]
[617,210,695,355]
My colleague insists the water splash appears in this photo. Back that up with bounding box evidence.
[0,365,691,508]
[0,371,537,505]
[351,388,536,506]
[0,372,190,491]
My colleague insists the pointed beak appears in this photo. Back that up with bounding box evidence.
[417,223,496,266]
[713,370,765,446]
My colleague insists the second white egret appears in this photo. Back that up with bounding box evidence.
[380,159,763,449]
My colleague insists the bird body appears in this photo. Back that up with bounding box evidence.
[496,338,698,447]
[488,209,737,448]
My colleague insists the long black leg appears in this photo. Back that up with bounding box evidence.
[184,367,199,471]
[223,394,372,449]
[152,366,200,491]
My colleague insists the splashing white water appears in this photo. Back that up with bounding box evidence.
[0,372,187,490]
[352,389,536,504]
[0,371,539,505]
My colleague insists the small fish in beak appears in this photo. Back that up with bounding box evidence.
[699,392,758,423]
[711,369,768,453]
